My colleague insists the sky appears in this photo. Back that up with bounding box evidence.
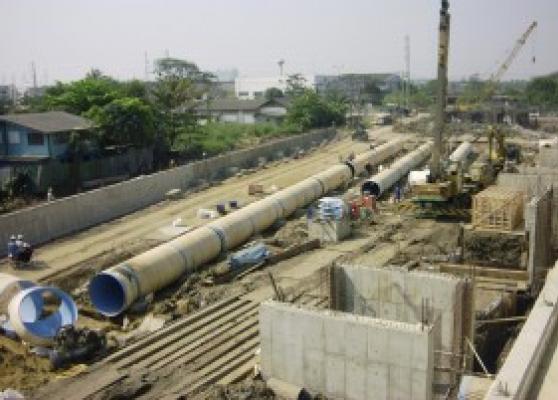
[0,0,556,88]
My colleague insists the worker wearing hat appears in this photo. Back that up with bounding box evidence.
[7,235,17,260]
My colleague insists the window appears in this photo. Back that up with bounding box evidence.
[238,91,249,97]
[53,133,69,145]
[8,130,20,144]
[27,132,44,146]
[253,91,264,98]
[0,132,3,144]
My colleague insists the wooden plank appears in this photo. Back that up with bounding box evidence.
[439,263,529,281]
[113,298,252,368]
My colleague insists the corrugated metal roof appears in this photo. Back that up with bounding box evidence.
[198,98,289,112]
[0,111,94,133]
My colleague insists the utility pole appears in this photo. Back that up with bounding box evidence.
[31,61,38,90]
[431,0,451,180]
[404,35,411,110]
[144,52,150,81]
[278,59,285,77]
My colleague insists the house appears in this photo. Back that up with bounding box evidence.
[197,98,289,124]
[0,111,94,164]
[234,76,314,99]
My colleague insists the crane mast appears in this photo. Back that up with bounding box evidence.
[431,0,451,180]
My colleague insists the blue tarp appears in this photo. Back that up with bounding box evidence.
[229,243,270,270]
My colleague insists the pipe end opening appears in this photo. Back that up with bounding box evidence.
[89,273,126,317]
[361,181,380,197]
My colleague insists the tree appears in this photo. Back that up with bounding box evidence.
[525,76,558,107]
[85,97,155,147]
[285,74,307,97]
[42,73,119,114]
[33,70,157,148]
[265,87,283,100]
[152,57,214,149]
[456,75,489,108]
[286,89,347,130]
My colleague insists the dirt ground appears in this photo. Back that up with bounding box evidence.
[0,127,400,393]
[0,122,539,398]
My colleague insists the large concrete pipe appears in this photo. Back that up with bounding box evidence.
[449,141,473,163]
[351,138,406,176]
[361,142,433,197]
[0,273,78,346]
[8,286,78,346]
[90,226,221,316]
[89,139,407,316]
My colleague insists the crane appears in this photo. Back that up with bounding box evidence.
[488,21,537,87]
[458,21,538,111]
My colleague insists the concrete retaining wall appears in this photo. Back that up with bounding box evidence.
[0,129,335,256]
[331,263,469,386]
[525,188,554,293]
[539,147,558,169]
[259,300,434,400]
[484,261,558,400]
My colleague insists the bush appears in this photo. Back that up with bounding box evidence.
[173,121,304,158]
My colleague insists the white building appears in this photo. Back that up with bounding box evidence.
[234,76,314,99]
[196,98,289,124]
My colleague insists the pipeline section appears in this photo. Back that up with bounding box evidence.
[89,139,407,316]
[0,273,78,346]
[361,142,433,197]
[449,141,473,163]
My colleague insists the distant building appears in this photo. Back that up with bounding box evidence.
[0,111,94,163]
[23,86,48,99]
[213,69,239,82]
[315,73,402,103]
[197,98,289,124]
[234,76,314,99]
[210,81,236,99]
[0,85,18,105]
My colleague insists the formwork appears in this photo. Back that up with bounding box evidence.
[472,186,524,231]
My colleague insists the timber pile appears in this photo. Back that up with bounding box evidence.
[472,187,524,231]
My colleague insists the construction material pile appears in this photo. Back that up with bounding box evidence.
[472,187,524,231]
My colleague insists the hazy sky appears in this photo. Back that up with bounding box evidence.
[1,0,556,87]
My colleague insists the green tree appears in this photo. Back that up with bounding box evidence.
[525,76,558,107]
[285,74,307,97]
[85,97,155,146]
[265,87,284,100]
[42,72,119,114]
[32,70,156,148]
[152,57,214,149]
[286,89,347,130]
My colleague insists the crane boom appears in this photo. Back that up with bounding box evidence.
[489,21,537,84]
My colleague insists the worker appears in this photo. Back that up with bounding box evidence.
[306,206,314,221]
[7,235,17,260]
[13,234,33,264]
[19,242,33,263]
[394,184,402,203]
[15,234,24,250]
[47,187,55,202]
